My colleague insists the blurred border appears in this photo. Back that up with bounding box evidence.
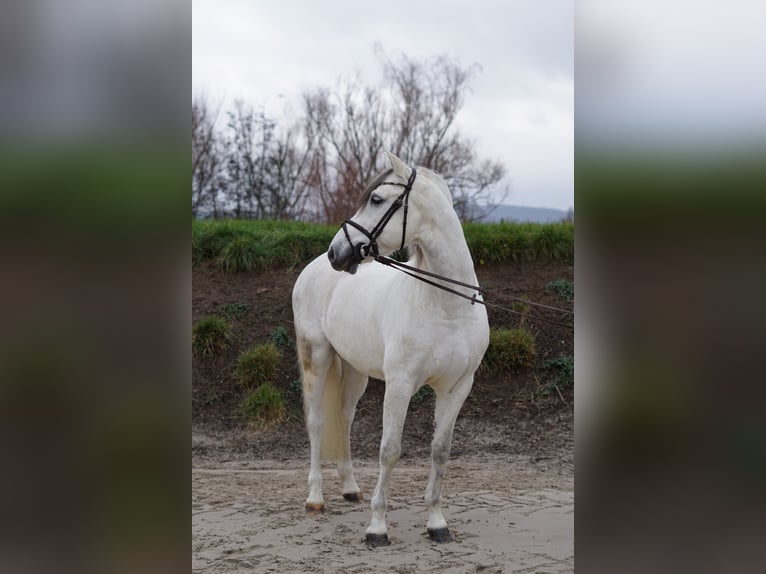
[576,1,766,572]
[0,2,189,573]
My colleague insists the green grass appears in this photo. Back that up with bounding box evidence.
[482,327,537,373]
[192,219,573,270]
[238,383,286,425]
[193,219,337,270]
[463,221,574,264]
[234,343,281,387]
[545,279,574,302]
[218,235,263,272]
[511,299,532,326]
[192,316,232,358]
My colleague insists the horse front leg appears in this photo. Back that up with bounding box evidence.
[365,381,412,548]
[425,374,474,542]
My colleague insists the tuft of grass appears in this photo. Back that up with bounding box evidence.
[410,384,435,406]
[193,219,337,269]
[234,343,281,387]
[218,235,263,272]
[545,278,574,302]
[216,301,251,320]
[238,383,285,425]
[482,327,537,373]
[192,315,232,359]
[193,220,246,263]
[511,299,532,327]
[268,326,292,352]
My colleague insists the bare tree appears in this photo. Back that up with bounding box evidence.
[302,51,509,223]
[225,99,314,220]
[193,51,510,223]
[303,82,389,222]
[224,100,267,218]
[264,122,315,220]
[192,97,226,217]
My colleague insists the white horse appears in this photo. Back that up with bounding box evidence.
[292,151,489,547]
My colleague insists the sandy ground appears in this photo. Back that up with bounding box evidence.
[192,454,573,573]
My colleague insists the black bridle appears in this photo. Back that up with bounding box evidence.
[337,166,574,331]
[341,168,418,262]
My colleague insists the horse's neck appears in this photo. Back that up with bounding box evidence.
[410,211,477,289]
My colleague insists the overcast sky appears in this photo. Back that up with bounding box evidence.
[577,0,766,147]
[193,0,574,211]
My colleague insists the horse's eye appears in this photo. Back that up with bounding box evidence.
[370,194,384,206]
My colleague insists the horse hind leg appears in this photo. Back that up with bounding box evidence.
[298,338,336,513]
[424,375,474,542]
[337,360,368,503]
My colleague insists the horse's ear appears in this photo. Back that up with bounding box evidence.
[384,151,411,180]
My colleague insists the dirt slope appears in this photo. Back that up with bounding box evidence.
[192,259,573,461]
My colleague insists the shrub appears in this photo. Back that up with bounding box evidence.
[238,383,285,425]
[545,278,574,302]
[234,343,281,387]
[192,315,231,358]
[482,327,536,373]
[268,326,292,352]
[540,355,574,392]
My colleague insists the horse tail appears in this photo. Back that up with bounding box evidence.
[320,354,345,461]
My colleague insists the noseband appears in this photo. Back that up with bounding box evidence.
[341,168,417,261]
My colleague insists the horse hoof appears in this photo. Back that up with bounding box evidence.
[428,527,453,543]
[305,502,325,514]
[343,492,362,503]
[365,533,390,548]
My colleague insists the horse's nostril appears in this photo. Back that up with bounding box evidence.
[327,246,336,263]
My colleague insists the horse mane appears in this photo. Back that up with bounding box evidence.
[420,168,453,205]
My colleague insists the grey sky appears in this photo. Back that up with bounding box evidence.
[193,0,574,210]
[577,0,766,146]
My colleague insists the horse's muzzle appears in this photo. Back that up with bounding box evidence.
[327,244,361,274]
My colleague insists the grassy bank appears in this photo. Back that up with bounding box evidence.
[192,219,574,271]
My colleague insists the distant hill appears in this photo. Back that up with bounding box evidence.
[480,204,569,223]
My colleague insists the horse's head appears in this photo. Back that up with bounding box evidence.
[328,151,428,274]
